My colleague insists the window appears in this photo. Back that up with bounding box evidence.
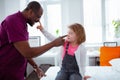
[83,0,102,46]
[83,0,120,46]
[47,4,62,37]
[105,0,120,41]
[25,0,120,47]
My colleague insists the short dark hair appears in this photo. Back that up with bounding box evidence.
[25,1,42,13]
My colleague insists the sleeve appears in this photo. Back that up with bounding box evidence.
[5,18,28,43]
[80,45,87,77]
[41,29,63,67]
[41,29,56,41]
[58,46,64,67]
[76,44,87,78]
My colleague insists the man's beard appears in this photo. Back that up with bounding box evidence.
[27,19,34,26]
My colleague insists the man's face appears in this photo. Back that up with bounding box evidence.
[27,9,43,26]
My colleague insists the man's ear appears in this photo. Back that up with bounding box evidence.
[28,9,34,16]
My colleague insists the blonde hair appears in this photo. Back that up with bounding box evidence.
[68,23,86,45]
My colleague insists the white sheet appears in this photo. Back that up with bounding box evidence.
[86,66,120,80]
[41,66,120,80]
[41,66,60,80]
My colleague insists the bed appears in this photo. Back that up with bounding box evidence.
[41,66,120,80]
[86,58,120,80]
[86,66,120,80]
[41,66,60,80]
[41,58,120,80]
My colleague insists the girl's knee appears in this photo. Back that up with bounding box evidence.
[55,71,68,80]
[70,73,82,80]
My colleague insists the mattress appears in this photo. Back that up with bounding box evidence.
[41,66,60,80]
[41,66,120,80]
[86,66,120,80]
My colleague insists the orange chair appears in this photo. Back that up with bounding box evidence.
[100,46,120,66]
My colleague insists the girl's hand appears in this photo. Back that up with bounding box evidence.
[37,21,43,30]
[37,25,43,30]
[84,76,91,80]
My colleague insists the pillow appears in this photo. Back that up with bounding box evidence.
[109,58,120,72]
[100,46,120,66]
[109,58,120,65]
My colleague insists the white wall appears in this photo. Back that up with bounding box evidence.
[4,0,20,17]
[0,0,5,22]
[61,0,84,35]
[0,0,26,22]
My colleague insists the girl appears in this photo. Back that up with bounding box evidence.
[37,22,90,80]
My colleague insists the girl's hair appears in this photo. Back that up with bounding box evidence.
[68,23,86,45]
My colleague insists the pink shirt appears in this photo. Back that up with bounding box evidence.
[62,41,78,59]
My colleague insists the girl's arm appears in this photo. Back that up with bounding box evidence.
[37,23,56,41]
[41,29,56,41]
[79,45,91,80]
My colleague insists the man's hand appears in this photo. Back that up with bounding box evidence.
[52,35,67,47]
[34,67,46,79]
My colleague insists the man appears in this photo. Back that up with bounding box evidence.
[0,1,66,80]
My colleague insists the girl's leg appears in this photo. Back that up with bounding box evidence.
[55,70,68,80]
[69,73,82,80]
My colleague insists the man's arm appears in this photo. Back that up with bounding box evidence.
[27,58,38,69]
[14,35,66,58]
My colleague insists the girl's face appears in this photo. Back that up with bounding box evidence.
[66,28,77,43]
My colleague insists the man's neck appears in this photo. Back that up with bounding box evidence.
[21,10,28,20]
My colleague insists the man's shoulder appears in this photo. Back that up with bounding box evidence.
[6,11,21,21]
